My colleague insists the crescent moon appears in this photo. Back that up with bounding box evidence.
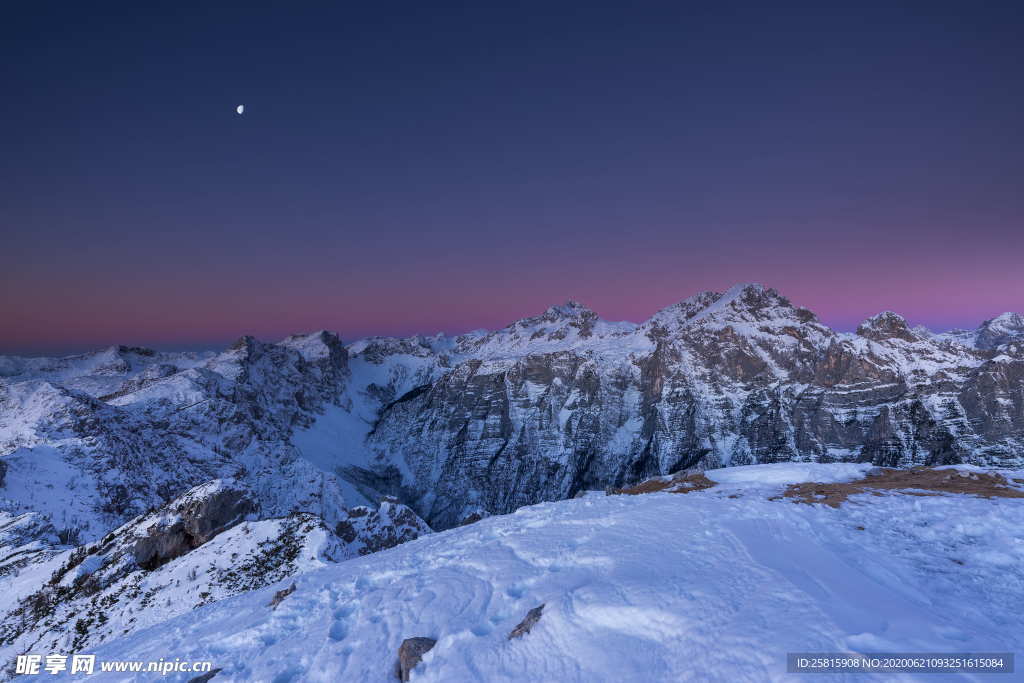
[236,105,244,115]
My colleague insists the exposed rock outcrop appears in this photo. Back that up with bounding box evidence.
[508,604,545,639]
[133,481,255,570]
[268,582,296,609]
[395,637,436,681]
[0,479,429,669]
[333,500,432,555]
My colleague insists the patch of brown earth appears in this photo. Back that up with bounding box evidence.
[609,473,717,496]
[775,467,1024,508]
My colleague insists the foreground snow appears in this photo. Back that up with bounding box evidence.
[72,465,1024,682]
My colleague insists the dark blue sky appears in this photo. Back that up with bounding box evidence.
[2,1,1022,354]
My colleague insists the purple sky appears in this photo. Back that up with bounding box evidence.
[2,2,1022,355]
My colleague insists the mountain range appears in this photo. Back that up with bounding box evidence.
[2,283,1022,674]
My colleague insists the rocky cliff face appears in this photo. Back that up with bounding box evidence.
[357,285,1024,527]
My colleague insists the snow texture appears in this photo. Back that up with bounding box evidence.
[61,465,1024,682]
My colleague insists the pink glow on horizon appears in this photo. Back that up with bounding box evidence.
[4,259,1020,355]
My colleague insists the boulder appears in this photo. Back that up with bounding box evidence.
[508,604,545,639]
[268,582,296,609]
[395,637,436,681]
[458,512,483,526]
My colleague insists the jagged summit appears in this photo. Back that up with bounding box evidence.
[280,330,348,364]
[645,291,722,331]
[282,330,341,345]
[503,299,601,332]
[986,311,1024,327]
[688,283,810,324]
[976,312,1024,350]
[543,299,595,320]
[455,298,637,359]
[227,334,261,353]
[491,284,812,343]
[643,282,819,331]
[644,284,819,336]
[857,311,918,343]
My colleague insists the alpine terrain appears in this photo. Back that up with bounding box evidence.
[1,283,1023,680]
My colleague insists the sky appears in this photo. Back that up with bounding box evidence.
[2,1,1022,355]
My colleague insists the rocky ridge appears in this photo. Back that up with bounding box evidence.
[2,285,1023,536]
[0,480,429,672]
[361,284,1024,527]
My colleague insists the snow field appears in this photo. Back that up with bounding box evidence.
[75,464,1024,682]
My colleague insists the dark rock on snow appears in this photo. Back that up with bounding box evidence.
[268,583,296,610]
[395,637,436,681]
[133,482,255,570]
[508,604,545,639]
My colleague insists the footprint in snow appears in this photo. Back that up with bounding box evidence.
[328,619,348,642]
[471,623,493,637]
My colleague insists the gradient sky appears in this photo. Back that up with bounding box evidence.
[2,1,1022,355]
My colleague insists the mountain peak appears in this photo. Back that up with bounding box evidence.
[503,299,599,330]
[976,311,1024,350]
[280,330,347,365]
[644,284,818,337]
[689,283,814,325]
[857,311,917,343]
[724,282,767,297]
[543,300,596,321]
[716,283,786,309]
[465,300,615,351]
[984,311,1024,328]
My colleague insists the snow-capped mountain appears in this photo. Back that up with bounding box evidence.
[2,284,1023,536]
[1,282,1023,676]
[360,284,1024,527]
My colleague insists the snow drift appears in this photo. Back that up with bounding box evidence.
[58,464,1024,682]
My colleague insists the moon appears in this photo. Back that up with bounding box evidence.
[236,104,244,115]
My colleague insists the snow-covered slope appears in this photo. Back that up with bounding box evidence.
[64,463,1024,682]
[0,346,214,401]
[0,480,430,672]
